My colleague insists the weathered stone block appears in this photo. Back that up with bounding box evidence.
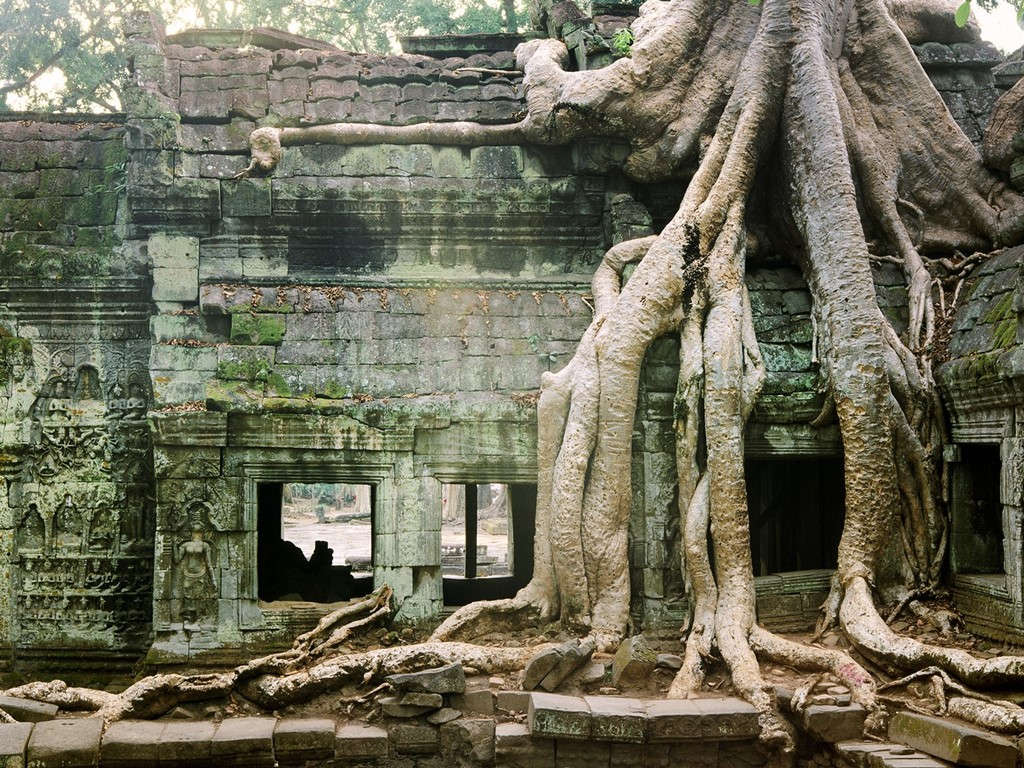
[523,647,563,691]
[585,696,646,743]
[273,718,335,765]
[381,695,436,718]
[100,720,165,767]
[152,268,199,302]
[26,718,102,768]
[802,704,867,742]
[528,693,591,740]
[0,722,31,768]
[889,712,1017,767]
[158,720,216,766]
[554,740,611,768]
[149,233,199,271]
[495,723,554,768]
[440,718,495,764]
[389,723,439,754]
[210,716,276,767]
[645,699,702,742]
[450,688,495,715]
[334,722,388,759]
[221,178,271,218]
[0,697,56,723]
[693,698,761,740]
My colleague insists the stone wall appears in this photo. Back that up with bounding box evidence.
[937,245,1024,642]
[0,115,155,669]
[915,40,1005,146]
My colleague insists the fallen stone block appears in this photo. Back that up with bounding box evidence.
[585,696,647,743]
[210,716,276,768]
[100,719,165,768]
[611,635,657,686]
[528,693,591,740]
[889,712,1016,768]
[273,717,335,765]
[0,722,32,768]
[399,692,443,709]
[802,703,867,742]
[540,640,595,692]
[579,662,607,687]
[0,696,57,723]
[26,718,103,768]
[381,696,436,718]
[386,662,466,694]
[426,708,462,725]
[522,647,563,691]
[334,722,388,760]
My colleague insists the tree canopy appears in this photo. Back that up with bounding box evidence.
[0,0,524,112]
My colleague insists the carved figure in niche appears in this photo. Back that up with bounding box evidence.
[47,379,70,421]
[17,502,46,552]
[55,494,87,553]
[126,383,147,420]
[87,506,117,554]
[173,503,218,626]
[106,381,127,420]
[74,366,100,401]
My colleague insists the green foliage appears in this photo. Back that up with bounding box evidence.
[955,0,1024,26]
[610,27,633,57]
[1,0,527,113]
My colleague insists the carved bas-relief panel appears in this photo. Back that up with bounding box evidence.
[9,349,154,656]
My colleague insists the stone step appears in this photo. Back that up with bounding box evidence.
[888,712,1018,768]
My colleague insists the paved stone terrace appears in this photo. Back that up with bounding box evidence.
[0,694,774,768]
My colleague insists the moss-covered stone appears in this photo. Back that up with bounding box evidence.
[229,314,286,345]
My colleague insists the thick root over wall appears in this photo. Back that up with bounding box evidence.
[14,0,1024,757]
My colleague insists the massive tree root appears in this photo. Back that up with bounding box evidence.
[1,586,546,721]
[15,0,1014,749]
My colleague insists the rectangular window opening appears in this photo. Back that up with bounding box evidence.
[952,443,1004,577]
[442,483,535,606]
[257,481,374,603]
[746,458,845,576]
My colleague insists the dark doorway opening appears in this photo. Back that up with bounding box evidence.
[257,482,374,602]
[952,443,1004,576]
[442,483,536,606]
[746,458,845,575]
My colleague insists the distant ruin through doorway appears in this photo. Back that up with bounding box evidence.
[257,481,375,603]
[441,483,536,605]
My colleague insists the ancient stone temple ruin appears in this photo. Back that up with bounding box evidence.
[2,5,1024,766]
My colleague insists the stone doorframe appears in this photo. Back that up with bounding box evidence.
[239,459,394,629]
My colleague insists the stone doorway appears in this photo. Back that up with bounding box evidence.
[745,458,846,576]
